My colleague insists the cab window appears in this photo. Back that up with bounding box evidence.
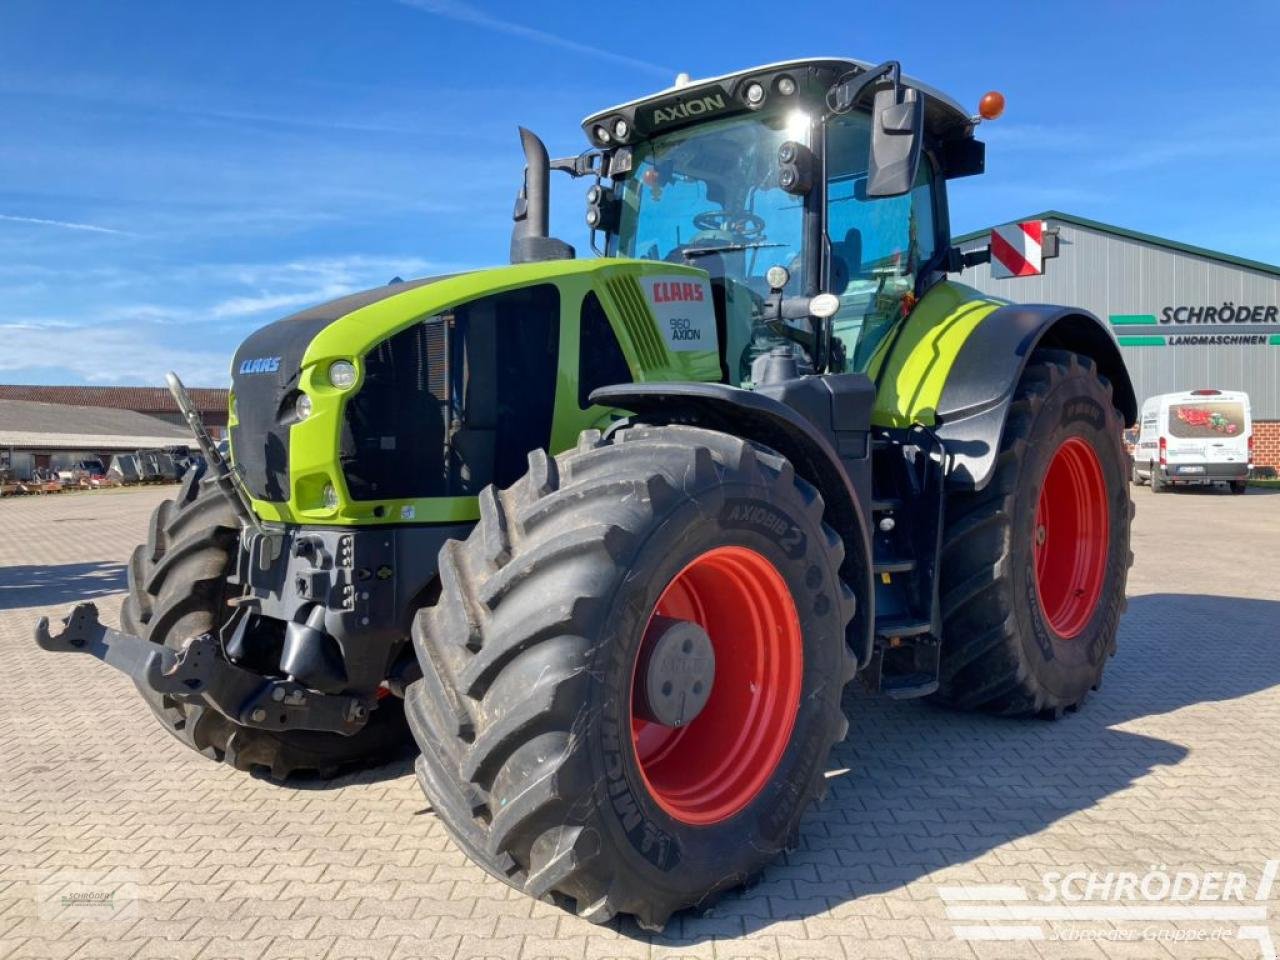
[824,112,938,371]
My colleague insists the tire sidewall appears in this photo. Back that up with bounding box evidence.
[1009,366,1129,699]
[586,470,846,898]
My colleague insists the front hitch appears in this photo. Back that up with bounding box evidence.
[35,603,374,735]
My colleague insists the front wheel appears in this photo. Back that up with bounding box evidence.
[406,425,857,929]
[935,350,1133,716]
[1230,479,1248,495]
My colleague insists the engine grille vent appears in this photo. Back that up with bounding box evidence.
[604,276,666,371]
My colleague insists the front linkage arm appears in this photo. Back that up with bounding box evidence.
[35,603,373,736]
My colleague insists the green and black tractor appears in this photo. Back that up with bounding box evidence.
[38,58,1136,929]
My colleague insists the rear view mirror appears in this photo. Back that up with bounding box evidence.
[867,83,923,197]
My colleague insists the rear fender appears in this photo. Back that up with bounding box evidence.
[934,303,1137,490]
[591,380,877,666]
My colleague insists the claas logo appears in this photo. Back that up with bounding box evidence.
[238,356,282,375]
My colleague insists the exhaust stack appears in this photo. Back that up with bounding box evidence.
[509,127,574,264]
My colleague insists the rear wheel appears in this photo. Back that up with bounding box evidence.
[121,467,409,779]
[934,350,1133,716]
[406,425,857,929]
[1131,460,1147,485]
[1230,479,1248,495]
[1150,465,1169,493]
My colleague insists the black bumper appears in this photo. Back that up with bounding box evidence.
[1159,462,1249,482]
[231,521,472,696]
[36,520,474,736]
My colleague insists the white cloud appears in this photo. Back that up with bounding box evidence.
[397,0,672,77]
[0,322,230,385]
[206,284,356,320]
[0,213,132,235]
[0,252,483,386]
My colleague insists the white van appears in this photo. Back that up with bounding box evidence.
[1132,389,1251,494]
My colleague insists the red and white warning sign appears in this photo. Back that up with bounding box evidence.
[990,220,1045,278]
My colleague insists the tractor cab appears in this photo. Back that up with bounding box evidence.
[574,59,985,383]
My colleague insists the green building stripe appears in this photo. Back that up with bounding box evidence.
[1118,335,1166,346]
[1110,314,1159,325]
[1271,335,1280,346]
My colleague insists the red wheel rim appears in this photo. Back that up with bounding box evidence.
[630,546,803,825]
[1034,437,1110,639]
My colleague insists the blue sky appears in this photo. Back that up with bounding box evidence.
[2,0,1278,386]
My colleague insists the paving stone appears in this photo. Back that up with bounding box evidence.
[5,475,1280,960]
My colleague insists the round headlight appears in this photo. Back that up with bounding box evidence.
[586,207,601,228]
[765,265,790,291]
[328,360,357,389]
[593,124,612,144]
[612,118,629,140]
[744,81,766,106]
[294,393,312,421]
[777,75,797,96]
[809,293,841,319]
[322,483,339,510]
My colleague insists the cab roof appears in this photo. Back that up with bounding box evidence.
[582,57,976,148]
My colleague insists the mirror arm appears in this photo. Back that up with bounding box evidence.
[826,60,902,115]
[549,152,604,178]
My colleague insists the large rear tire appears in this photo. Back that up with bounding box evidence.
[406,425,857,930]
[121,468,409,779]
[934,350,1133,716]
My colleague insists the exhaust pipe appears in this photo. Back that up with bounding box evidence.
[509,127,573,264]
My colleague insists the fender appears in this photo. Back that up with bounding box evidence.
[934,303,1138,490]
[591,379,877,666]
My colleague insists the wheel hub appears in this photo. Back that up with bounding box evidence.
[629,545,803,826]
[1034,437,1110,639]
[635,616,716,728]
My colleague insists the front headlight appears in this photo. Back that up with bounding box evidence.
[328,360,357,390]
[294,393,313,421]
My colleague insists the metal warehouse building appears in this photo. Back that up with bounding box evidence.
[955,211,1280,469]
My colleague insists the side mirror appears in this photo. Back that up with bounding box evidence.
[867,82,923,197]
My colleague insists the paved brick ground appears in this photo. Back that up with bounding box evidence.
[2,483,1279,960]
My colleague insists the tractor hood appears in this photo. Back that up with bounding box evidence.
[227,258,719,528]
[230,275,460,504]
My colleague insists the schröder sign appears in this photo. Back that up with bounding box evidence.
[1110,309,1280,348]
[1160,305,1280,324]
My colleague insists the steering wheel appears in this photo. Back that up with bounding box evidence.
[692,210,766,240]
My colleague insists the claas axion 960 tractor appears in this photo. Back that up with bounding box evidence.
[38,58,1136,928]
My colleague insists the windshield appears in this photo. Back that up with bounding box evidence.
[614,110,811,383]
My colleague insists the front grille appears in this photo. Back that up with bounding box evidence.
[339,318,452,501]
[340,284,561,503]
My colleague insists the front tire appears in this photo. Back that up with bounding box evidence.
[406,425,857,929]
[934,350,1133,716]
[1230,479,1248,495]
[121,468,410,779]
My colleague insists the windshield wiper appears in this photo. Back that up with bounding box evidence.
[680,242,785,258]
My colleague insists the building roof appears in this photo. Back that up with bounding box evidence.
[952,210,1280,280]
[0,384,228,415]
[0,399,192,451]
